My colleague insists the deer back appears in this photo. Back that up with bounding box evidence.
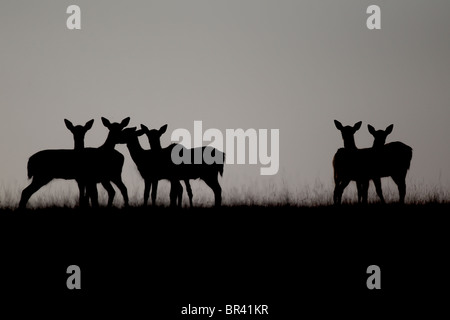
[27,148,124,181]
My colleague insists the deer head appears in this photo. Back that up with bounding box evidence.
[334,120,362,150]
[140,124,167,150]
[116,127,143,144]
[368,124,393,148]
[100,117,131,148]
[64,119,94,149]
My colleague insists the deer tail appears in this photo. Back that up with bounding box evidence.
[27,157,35,179]
[406,147,413,171]
[219,152,225,177]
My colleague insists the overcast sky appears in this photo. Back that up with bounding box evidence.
[1,0,449,205]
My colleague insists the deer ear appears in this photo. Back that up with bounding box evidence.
[136,129,145,136]
[85,119,94,131]
[140,124,149,132]
[353,121,362,131]
[368,124,376,136]
[334,120,343,131]
[159,124,168,135]
[120,117,130,128]
[64,119,74,131]
[101,117,111,128]
[386,124,394,135]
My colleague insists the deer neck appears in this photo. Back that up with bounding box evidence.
[126,137,145,162]
[74,139,84,150]
[343,137,357,150]
[100,133,117,150]
[150,139,162,151]
[372,140,384,149]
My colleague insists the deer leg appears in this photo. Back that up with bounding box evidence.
[19,177,51,209]
[392,174,406,204]
[102,181,115,207]
[333,182,340,205]
[333,175,340,205]
[112,177,129,207]
[361,180,369,204]
[373,178,385,204]
[169,180,181,208]
[184,179,193,208]
[340,180,351,204]
[76,180,88,207]
[151,180,158,206]
[177,191,182,207]
[86,183,99,208]
[356,180,363,204]
[177,181,183,208]
[334,179,350,205]
[399,180,406,204]
[143,180,151,206]
[204,178,222,207]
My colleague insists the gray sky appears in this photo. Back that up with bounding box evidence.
[1,0,449,204]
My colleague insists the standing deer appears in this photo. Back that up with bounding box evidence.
[140,124,194,207]
[116,127,184,207]
[333,120,366,204]
[357,124,394,204]
[364,124,412,204]
[19,117,130,208]
[64,119,116,207]
[141,124,225,207]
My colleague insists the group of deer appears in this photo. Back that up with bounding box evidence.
[333,120,413,205]
[18,117,412,208]
[18,117,224,209]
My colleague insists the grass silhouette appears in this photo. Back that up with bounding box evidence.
[1,177,449,210]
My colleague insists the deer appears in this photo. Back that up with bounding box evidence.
[19,117,130,209]
[355,124,394,204]
[126,124,224,207]
[140,124,194,207]
[364,123,412,204]
[64,119,116,207]
[116,127,185,207]
[333,120,366,204]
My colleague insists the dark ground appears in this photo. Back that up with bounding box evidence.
[0,203,449,318]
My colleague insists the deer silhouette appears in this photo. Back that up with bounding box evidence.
[368,124,393,149]
[19,117,130,208]
[116,127,184,207]
[137,124,224,207]
[355,124,394,204]
[64,119,116,207]
[140,124,194,207]
[333,120,366,204]
[364,124,412,203]
[333,120,412,204]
